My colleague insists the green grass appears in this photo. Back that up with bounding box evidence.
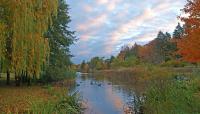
[143,75,200,114]
[29,87,82,114]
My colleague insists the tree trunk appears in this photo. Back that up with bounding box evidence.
[6,70,10,85]
[15,76,21,86]
[21,71,26,84]
[27,77,31,86]
[0,62,1,78]
[15,72,21,86]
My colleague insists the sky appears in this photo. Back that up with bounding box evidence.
[67,0,186,64]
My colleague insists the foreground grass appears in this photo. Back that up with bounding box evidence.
[0,86,51,113]
[143,71,200,114]
[0,85,81,114]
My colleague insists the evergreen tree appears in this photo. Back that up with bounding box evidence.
[43,0,76,82]
[173,23,184,39]
[129,43,141,58]
[165,32,172,39]
[157,31,166,39]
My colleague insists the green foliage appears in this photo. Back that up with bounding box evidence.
[41,67,76,83]
[151,31,177,63]
[160,60,188,67]
[0,0,59,86]
[111,55,140,68]
[30,87,81,114]
[80,60,89,73]
[173,23,184,39]
[0,0,75,85]
[144,78,200,114]
[89,57,105,70]
[42,0,76,82]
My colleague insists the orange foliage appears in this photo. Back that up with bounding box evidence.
[178,0,200,63]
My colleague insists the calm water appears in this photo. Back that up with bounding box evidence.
[70,72,137,114]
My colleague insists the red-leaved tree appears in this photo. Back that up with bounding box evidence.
[178,0,200,63]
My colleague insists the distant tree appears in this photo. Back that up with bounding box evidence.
[127,43,141,58]
[89,57,105,71]
[118,45,129,61]
[138,31,176,64]
[80,60,89,73]
[178,0,200,63]
[110,56,115,63]
[173,23,184,39]
[157,31,166,39]
[165,32,172,39]
[80,60,86,71]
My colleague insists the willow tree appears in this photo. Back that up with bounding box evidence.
[0,0,10,82]
[0,0,58,85]
[0,19,6,79]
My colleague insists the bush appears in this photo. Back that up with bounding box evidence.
[40,66,76,83]
[160,60,188,67]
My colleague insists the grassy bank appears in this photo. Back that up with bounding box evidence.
[0,72,81,114]
[0,85,82,114]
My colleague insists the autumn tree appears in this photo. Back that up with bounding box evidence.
[0,3,6,79]
[178,0,200,63]
[80,60,89,73]
[125,43,141,59]
[138,31,176,64]
[0,0,58,85]
[118,45,129,61]
[89,57,105,71]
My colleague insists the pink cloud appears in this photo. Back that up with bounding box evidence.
[106,0,122,11]
[76,14,107,32]
[105,8,155,53]
[83,5,93,12]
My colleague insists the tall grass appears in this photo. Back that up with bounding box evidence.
[143,72,200,114]
[29,86,82,114]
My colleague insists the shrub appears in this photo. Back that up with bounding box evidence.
[143,79,200,114]
[40,67,76,83]
[160,60,188,67]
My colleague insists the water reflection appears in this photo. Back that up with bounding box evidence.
[70,73,139,114]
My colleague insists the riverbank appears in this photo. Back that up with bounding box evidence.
[0,85,53,113]
[93,66,194,93]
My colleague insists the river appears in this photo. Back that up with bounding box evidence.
[70,72,138,114]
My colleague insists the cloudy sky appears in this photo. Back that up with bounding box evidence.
[67,0,186,64]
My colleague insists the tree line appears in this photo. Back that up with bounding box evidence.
[79,0,200,72]
[0,0,75,86]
